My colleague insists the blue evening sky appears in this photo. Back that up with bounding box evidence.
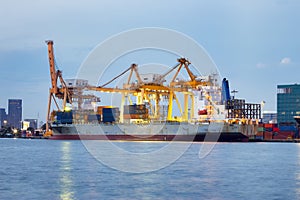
[0,0,299,121]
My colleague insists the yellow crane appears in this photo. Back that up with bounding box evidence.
[90,58,210,122]
[44,41,217,132]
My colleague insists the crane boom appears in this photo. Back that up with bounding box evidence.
[179,58,196,81]
[46,40,59,94]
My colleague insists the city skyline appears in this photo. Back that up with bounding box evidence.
[0,98,41,129]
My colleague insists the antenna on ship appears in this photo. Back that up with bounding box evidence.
[231,90,238,99]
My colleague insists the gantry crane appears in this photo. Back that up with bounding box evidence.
[89,58,214,122]
[45,41,218,132]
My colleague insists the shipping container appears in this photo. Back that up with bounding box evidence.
[279,122,295,126]
[256,131,264,137]
[97,106,113,115]
[279,126,296,132]
[87,114,101,122]
[102,107,119,114]
[257,127,265,132]
[273,134,286,140]
[56,111,73,124]
[102,116,118,123]
[264,131,273,140]
[273,131,295,139]
[123,114,149,119]
[102,108,120,119]
[264,123,274,128]
[265,127,273,132]
[123,105,147,115]
[255,136,263,140]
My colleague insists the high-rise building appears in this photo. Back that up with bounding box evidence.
[0,108,7,127]
[8,99,22,129]
[277,84,300,125]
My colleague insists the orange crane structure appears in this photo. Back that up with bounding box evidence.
[45,40,100,136]
[45,40,72,136]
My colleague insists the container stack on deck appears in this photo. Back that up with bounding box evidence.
[256,123,277,140]
[123,105,149,121]
[55,111,73,124]
[102,107,120,123]
[275,123,296,139]
[255,123,297,141]
[87,114,101,123]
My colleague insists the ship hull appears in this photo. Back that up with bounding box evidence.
[50,123,252,142]
[49,133,248,142]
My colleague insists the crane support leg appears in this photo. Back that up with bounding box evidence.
[190,94,195,120]
[167,92,174,121]
[183,94,189,121]
[45,91,52,134]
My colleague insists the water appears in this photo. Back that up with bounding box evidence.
[0,139,300,200]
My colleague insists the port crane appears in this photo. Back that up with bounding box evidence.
[45,40,73,136]
[45,41,100,136]
[45,41,221,134]
[90,58,216,122]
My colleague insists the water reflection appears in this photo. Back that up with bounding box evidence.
[59,142,74,200]
[296,144,300,197]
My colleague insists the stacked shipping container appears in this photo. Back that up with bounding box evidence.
[102,108,120,123]
[123,105,149,120]
[255,123,296,140]
[275,123,296,139]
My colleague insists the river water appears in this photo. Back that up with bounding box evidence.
[0,139,299,200]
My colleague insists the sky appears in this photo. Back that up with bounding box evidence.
[0,0,299,122]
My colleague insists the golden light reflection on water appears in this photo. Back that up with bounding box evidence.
[296,144,300,197]
[59,142,74,200]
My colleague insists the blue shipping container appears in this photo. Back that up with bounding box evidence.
[102,108,119,113]
[280,126,296,131]
[56,111,73,124]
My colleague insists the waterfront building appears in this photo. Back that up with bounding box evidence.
[277,84,300,125]
[262,111,277,124]
[0,108,7,127]
[24,119,38,129]
[8,99,22,129]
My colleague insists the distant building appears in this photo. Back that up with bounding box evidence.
[0,108,7,127]
[8,99,22,129]
[277,84,300,125]
[262,111,277,124]
[24,119,38,129]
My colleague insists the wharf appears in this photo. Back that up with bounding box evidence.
[249,138,300,143]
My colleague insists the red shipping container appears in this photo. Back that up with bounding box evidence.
[273,127,280,132]
[264,131,273,140]
[274,131,294,139]
[264,123,274,128]
[256,132,264,137]
[281,131,294,136]
[273,135,287,140]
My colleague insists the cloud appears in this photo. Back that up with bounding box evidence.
[280,57,291,65]
[256,62,267,68]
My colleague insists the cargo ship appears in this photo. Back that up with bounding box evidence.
[50,121,254,142]
[45,41,261,142]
